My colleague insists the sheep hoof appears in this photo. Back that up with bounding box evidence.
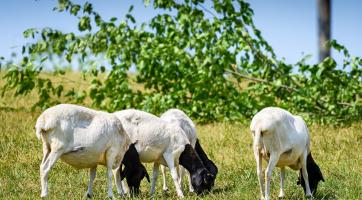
[162,189,171,197]
[305,194,313,199]
[163,188,169,193]
[40,193,48,198]
[117,192,125,198]
[86,193,92,199]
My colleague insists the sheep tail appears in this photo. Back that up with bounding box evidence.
[35,128,42,140]
[35,114,55,140]
[254,127,263,149]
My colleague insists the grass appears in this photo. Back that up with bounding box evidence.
[0,72,361,199]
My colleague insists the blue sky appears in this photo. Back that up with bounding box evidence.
[0,0,361,65]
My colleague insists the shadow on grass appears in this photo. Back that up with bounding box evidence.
[0,106,28,112]
[314,192,337,200]
[155,185,234,198]
[210,185,234,194]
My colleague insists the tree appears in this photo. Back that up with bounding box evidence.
[1,0,361,125]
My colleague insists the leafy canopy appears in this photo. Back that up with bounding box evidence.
[1,0,361,124]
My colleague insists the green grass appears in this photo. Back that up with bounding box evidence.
[0,73,361,199]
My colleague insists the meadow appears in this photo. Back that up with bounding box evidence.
[0,73,361,199]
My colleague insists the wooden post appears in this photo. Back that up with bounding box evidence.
[318,0,331,62]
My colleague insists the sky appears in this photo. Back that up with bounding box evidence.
[0,0,361,66]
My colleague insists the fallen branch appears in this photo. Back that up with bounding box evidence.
[225,68,297,92]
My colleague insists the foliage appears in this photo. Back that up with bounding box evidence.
[1,0,361,124]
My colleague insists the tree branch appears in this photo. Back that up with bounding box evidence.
[225,68,298,92]
[226,67,359,107]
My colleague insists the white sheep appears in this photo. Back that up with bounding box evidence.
[160,109,218,193]
[114,109,214,198]
[35,104,130,199]
[250,107,324,200]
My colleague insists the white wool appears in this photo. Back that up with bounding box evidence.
[160,108,197,146]
[160,108,197,192]
[114,109,191,198]
[250,107,312,200]
[35,104,130,199]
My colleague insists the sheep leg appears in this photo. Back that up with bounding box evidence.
[113,167,125,197]
[177,165,183,185]
[41,143,50,165]
[163,153,184,198]
[301,152,312,198]
[179,166,194,192]
[151,163,160,195]
[265,154,279,200]
[254,148,264,200]
[185,167,194,192]
[86,167,97,198]
[161,165,169,191]
[279,167,285,198]
[121,180,129,194]
[105,150,117,199]
[40,150,63,197]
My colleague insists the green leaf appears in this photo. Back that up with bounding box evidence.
[100,66,106,73]
[128,5,134,13]
[78,16,91,31]
[83,2,93,14]
[70,4,80,15]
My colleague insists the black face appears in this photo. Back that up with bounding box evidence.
[121,165,150,195]
[191,169,215,195]
[179,143,216,195]
[120,143,150,195]
[297,153,325,194]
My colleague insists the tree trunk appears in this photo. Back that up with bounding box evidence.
[318,0,331,62]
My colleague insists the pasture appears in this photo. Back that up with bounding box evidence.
[0,74,361,199]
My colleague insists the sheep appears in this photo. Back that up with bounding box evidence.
[114,109,214,198]
[250,107,324,200]
[160,109,218,193]
[35,104,144,199]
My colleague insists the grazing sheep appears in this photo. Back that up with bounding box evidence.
[35,104,134,199]
[114,109,214,198]
[250,107,324,200]
[160,109,218,192]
